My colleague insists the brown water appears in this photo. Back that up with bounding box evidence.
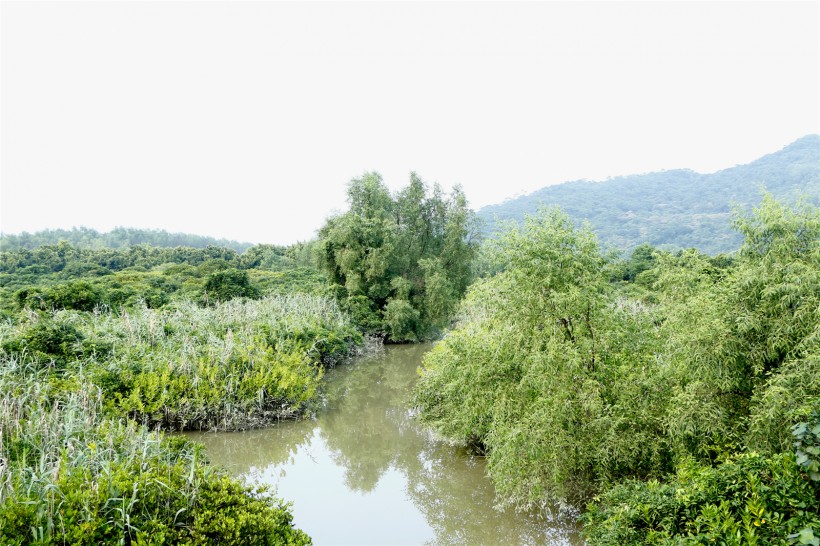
[186,343,583,546]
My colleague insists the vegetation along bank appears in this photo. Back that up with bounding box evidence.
[0,241,362,544]
[1,171,818,544]
[414,195,819,545]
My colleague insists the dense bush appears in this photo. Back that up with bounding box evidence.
[0,291,360,544]
[0,373,311,545]
[203,267,258,303]
[414,197,820,541]
[584,413,820,545]
[318,172,479,341]
[0,241,330,314]
[414,209,670,506]
[1,296,361,431]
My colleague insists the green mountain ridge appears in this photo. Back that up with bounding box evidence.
[478,134,820,254]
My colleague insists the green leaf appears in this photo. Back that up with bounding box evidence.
[798,527,819,546]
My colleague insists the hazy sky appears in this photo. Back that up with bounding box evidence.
[2,1,818,244]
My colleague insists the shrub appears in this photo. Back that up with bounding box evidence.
[583,414,820,546]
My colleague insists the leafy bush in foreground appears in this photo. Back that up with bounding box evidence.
[414,197,819,542]
[583,412,820,545]
[414,209,670,506]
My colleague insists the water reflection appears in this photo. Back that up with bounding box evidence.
[187,344,582,546]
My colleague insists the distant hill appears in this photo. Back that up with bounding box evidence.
[478,135,820,255]
[0,226,253,253]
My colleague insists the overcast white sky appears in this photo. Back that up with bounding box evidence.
[2,1,818,244]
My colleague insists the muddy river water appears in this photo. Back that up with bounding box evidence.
[186,343,582,546]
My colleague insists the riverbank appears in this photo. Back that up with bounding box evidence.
[0,294,362,544]
[188,344,583,545]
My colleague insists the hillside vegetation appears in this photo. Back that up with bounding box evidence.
[415,196,820,544]
[478,135,820,254]
[0,226,253,253]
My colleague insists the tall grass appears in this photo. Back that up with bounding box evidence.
[0,294,352,544]
[1,295,361,431]
[0,362,311,545]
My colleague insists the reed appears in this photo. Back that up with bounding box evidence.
[0,336,312,544]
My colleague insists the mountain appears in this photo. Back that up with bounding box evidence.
[0,226,253,253]
[477,135,820,255]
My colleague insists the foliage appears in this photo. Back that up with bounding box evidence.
[0,226,253,252]
[414,208,670,506]
[0,368,311,545]
[0,231,363,543]
[792,409,820,482]
[1,296,361,431]
[2,319,85,369]
[0,242,330,314]
[478,134,820,254]
[414,196,820,543]
[583,449,820,546]
[203,268,258,303]
[656,196,820,460]
[318,172,479,341]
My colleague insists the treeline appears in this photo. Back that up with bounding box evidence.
[414,196,819,544]
[0,241,324,315]
[0,226,253,252]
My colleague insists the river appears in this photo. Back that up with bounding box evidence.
[186,343,583,546]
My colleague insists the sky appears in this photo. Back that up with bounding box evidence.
[2,1,818,245]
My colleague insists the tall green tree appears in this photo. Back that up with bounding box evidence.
[318,172,479,341]
[657,195,820,458]
[414,208,668,506]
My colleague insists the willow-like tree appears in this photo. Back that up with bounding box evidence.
[414,208,669,507]
[318,172,479,341]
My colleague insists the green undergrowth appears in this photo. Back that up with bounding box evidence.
[0,293,362,544]
[583,417,820,545]
[0,372,311,545]
[2,295,361,431]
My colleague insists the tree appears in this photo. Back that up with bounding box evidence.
[318,172,479,341]
[657,195,820,459]
[414,208,668,507]
[203,268,258,303]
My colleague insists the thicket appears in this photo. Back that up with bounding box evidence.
[0,234,362,544]
[0,292,360,544]
[318,172,479,342]
[0,366,311,545]
[413,196,819,543]
[0,242,326,315]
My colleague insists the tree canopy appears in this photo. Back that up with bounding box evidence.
[318,172,479,341]
[414,197,819,543]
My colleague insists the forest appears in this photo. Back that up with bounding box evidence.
[0,226,253,253]
[0,172,818,545]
